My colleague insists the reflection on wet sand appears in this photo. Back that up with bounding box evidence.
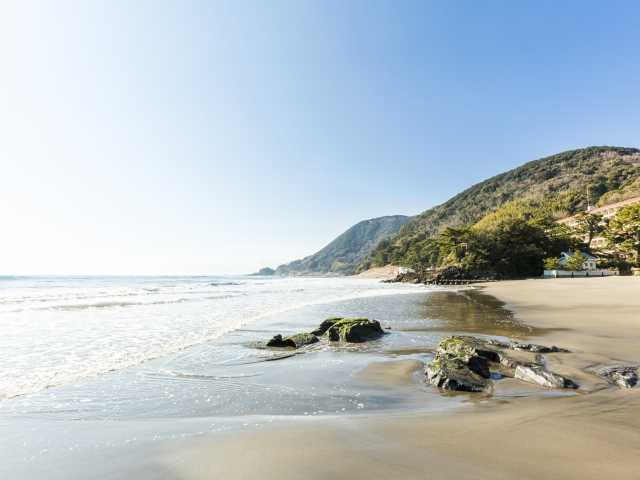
[395,289,563,338]
[355,359,424,387]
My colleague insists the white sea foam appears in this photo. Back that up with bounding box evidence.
[0,276,425,399]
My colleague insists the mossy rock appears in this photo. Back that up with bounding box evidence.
[426,336,496,392]
[323,317,385,343]
[266,333,319,348]
[427,335,575,393]
[437,336,500,363]
[425,355,492,392]
[310,317,344,336]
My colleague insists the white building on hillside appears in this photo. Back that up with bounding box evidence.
[556,195,640,250]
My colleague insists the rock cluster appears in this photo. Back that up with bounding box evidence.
[265,317,385,349]
[597,366,639,389]
[426,335,577,393]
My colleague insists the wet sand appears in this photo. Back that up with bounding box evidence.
[162,277,640,480]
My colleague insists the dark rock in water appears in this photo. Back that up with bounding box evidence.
[324,318,385,343]
[437,336,501,364]
[266,333,318,348]
[266,318,384,348]
[598,366,639,389]
[310,317,343,336]
[425,356,492,392]
[424,266,499,285]
[265,334,292,348]
[426,336,495,392]
[266,334,287,347]
[465,355,491,379]
[427,335,575,393]
[509,342,570,353]
[515,364,578,389]
[286,333,319,348]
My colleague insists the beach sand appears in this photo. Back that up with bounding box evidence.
[160,277,640,480]
[355,265,402,280]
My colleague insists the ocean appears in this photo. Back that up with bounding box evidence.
[0,275,425,400]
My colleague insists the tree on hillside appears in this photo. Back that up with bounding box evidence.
[605,204,640,266]
[372,239,391,267]
[572,212,605,251]
[437,227,472,261]
[478,217,550,278]
[419,201,578,279]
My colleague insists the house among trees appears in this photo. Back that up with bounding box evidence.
[559,250,598,271]
[544,250,610,277]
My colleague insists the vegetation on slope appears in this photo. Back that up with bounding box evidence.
[252,267,276,276]
[378,189,640,281]
[361,146,640,271]
[605,203,640,267]
[596,176,640,206]
[402,198,579,279]
[275,215,410,276]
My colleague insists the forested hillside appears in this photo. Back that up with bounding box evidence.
[361,146,640,270]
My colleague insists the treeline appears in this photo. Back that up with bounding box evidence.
[362,147,640,273]
[370,195,640,280]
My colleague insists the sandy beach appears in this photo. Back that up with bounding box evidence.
[161,277,640,480]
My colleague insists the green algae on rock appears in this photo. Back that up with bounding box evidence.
[426,335,577,393]
[323,318,385,343]
[425,355,492,393]
[437,336,500,364]
[310,317,344,336]
[264,317,384,349]
[266,333,319,348]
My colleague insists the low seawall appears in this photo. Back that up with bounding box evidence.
[543,269,617,278]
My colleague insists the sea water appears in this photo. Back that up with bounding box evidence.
[0,275,425,400]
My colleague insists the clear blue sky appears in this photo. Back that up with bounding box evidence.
[2,1,639,274]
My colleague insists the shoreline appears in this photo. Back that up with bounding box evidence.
[160,277,640,480]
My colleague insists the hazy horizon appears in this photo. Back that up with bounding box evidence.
[2,1,640,275]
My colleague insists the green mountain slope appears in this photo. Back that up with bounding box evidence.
[362,146,640,270]
[276,215,410,276]
[596,175,640,206]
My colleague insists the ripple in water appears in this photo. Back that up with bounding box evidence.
[0,275,426,399]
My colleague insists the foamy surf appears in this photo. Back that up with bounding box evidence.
[0,276,427,399]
